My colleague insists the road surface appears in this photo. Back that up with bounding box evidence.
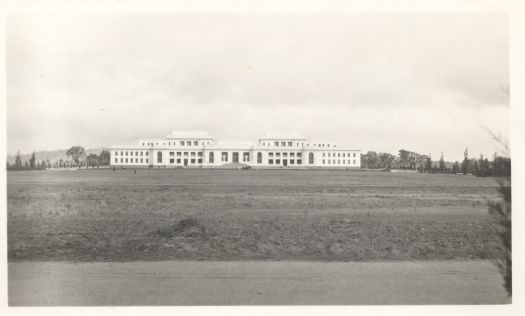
[8,260,509,305]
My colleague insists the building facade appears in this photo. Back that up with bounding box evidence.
[110,131,361,168]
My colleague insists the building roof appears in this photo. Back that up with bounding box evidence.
[259,131,307,140]
[209,141,255,150]
[165,130,213,139]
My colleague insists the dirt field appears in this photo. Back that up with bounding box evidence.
[7,169,503,262]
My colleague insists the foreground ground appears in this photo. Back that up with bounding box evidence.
[7,169,503,262]
[8,260,509,305]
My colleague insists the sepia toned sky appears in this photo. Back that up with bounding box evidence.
[6,12,509,161]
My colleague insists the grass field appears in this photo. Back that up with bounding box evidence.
[7,169,503,262]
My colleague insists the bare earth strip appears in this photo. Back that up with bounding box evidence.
[9,260,509,305]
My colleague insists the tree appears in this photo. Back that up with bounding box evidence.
[488,153,511,297]
[462,148,469,175]
[472,159,479,176]
[361,151,379,169]
[29,151,36,170]
[439,151,446,172]
[66,146,86,168]
[452,161,460,174]
[15,151,22,170]
[378,152,395,169]
[425,156,432,173]
[398,150,410,169]
[98,150,111,166]
[86,153,99,168]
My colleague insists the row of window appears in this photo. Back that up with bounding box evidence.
[142,140,212,147]
[268,152,302,158]
[115,158,149,164]
[268,159,303,165]
[322,152,357,158]
[260,141,333,148]
[115,151,149,157]
[322,159,357,165]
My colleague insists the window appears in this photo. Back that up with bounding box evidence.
[193,141,198,146]
[146,158,149,163]
[157,152,162,163]
[276,159,281,164]
[290,159,295,164]
[269,159,274,164]
[142,142,145,146]
[177,152,181,156]
[115,151,118,156]
[276,152,281,157]
[191,152,196,156]
[120,151,123,156]
[222,152,228,162]
[140,152,143,156]
[323,160,325,164]
[274,141,279,146]
[198,152,203,157]
[184,152,188,156]
[297,153,302,158]
[191,159,195,164]
[125,151,128,156]
[348,160,351,164]
[338,160,340,164]
[343,160,345,164]
[283,152,288,157]
[309,152,314,164]
[257,152,262,164]
[120,158,123,163]
[170,158,174,164]
[290,152,295,157]
[141,158,143,163]
[180,141,185,146]
[125,158,128,163]
[353,153,356,157]
[170,152,174,156]
[135,158,138,163]
[281,141,286,146]
[288,141,292,146]
[177,159,181,163]
[338,153,340,157]
[297,159,302,164]
[322,153,325,157]
[198,158,203,163]
[130,151,133,156]
[115,158,118,163]
[136,151,139,156]
[243,152,250,162]
[186,141,191,146]
[269,152,274,157]
[209,152,214,163]
[328,153,331,157]
[353,160,356,164]
[146,152,149,156]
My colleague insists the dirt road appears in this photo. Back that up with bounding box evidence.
[8,260,509,305]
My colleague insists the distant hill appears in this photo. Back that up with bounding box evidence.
[6,148,108,164]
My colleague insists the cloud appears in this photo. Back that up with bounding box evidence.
[6,12,509,160]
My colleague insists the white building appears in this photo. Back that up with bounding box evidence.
[110,131,361,168]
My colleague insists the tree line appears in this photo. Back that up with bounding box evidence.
[6,147,111,171]
[361,148,510,177]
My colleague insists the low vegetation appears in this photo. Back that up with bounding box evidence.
[8,169,503,262]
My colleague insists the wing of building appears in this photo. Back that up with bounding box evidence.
[110,131,361,168]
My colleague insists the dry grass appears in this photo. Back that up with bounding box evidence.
[7,169,502,262]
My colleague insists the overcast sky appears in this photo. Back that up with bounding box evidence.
[7,12,509,161]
